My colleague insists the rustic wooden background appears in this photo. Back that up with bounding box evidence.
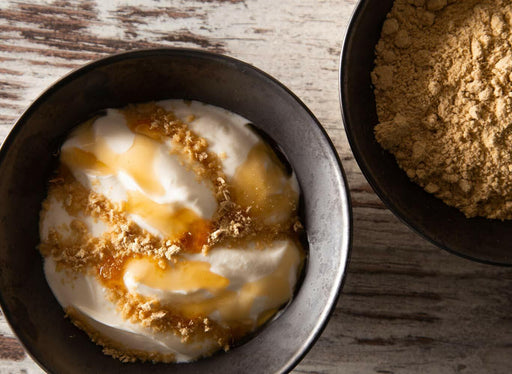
[0,0,511,373]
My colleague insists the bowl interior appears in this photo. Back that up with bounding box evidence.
[0,49,351,373]
[341,0,512,265]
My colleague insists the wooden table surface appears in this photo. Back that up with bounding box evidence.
[1,0,512,373]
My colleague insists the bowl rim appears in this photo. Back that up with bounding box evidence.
[338,0,511,267]
[0,47,353,373]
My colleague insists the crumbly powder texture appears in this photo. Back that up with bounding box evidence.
[38,103,302,363]
[372,0,512,219]
[123,103,257,244]
[39,172,182,271]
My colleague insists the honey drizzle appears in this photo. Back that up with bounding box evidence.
[122,103,259,250]
[39,102,304,361]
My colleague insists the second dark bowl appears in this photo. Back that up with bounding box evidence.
[340,0,512,266]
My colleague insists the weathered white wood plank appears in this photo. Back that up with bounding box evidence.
[1,0,511,373]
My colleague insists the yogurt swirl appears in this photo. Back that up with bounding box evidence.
[38,100,304,363]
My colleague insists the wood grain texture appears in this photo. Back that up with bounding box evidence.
[1,0,512,373]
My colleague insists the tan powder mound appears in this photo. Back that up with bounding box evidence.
[372,0,512,219]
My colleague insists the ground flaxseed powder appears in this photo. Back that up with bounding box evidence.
[372,0,512,219]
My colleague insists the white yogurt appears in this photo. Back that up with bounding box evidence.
[40,100,302,362]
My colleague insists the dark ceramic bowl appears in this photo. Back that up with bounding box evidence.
[0,49,351,373]
[340,0,512,266]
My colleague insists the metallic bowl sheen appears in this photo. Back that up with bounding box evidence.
[0,48,352,373]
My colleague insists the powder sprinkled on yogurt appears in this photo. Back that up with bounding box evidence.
[373,0,512,219]
[38,100,305,363]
